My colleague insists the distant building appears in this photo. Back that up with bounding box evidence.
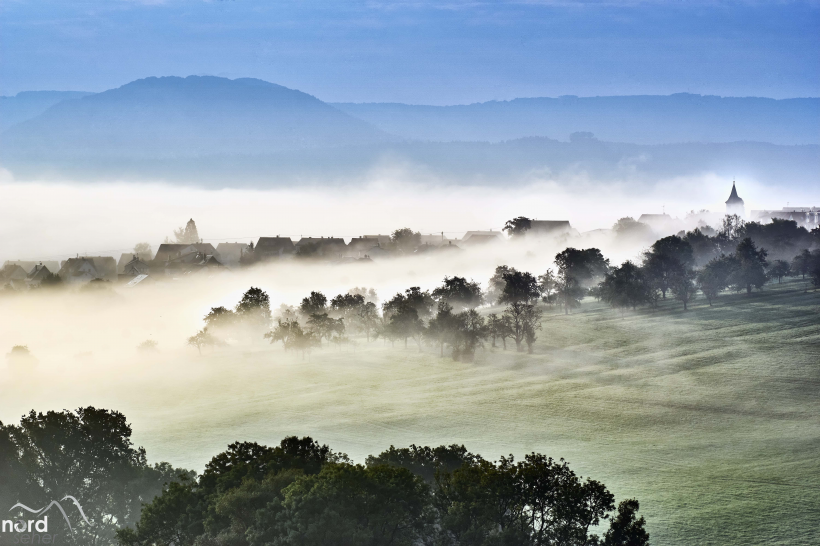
[154,243,219,263]
[295,237,347,257]
[725,181,745,217]
[527,220,577,238]
[26,263,53,286]
[58,257,103,283]
[460,231,505,246]
[253,237,295,261]
[3,260,60,275]
[751,206,819,229]
[121,255,151,277]
[637,213,680,234]
[0,264,29,289]
[346,237,382,258]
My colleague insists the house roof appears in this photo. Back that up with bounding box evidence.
[256,237,295,251]
[529,220,572,231]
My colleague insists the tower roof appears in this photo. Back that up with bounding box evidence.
[726,181,744,205]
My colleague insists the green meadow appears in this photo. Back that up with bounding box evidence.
[5,278,818,545]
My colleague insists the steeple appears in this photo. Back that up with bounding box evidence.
[725,180,745,216]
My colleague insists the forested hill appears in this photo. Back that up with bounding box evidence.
[0,76,392,159]
[334,94,820,145]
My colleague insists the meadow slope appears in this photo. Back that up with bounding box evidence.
[2,279,818,545]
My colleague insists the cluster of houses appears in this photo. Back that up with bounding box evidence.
[0,222,580,289]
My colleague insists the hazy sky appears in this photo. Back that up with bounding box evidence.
[1,1,818,103]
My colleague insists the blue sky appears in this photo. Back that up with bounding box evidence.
[1,0,818,103]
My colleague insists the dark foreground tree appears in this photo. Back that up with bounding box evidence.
[119,436,649,546]
[733,238,768,295]
[599,261,650,314]
[768,260,791,283]
[697,255,737,305]
[2,408,189,546]
[503,216,532,238]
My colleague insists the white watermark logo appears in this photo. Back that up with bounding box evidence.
[3,496,91,533]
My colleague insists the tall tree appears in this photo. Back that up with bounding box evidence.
[299,291,328,316]
[173,218,201,244]
[697,255,737,306]
[670,268,698,310]
[499,270,540,305]
[732,237,768,294]
[450,309,490,361]
[538,269,557,305]
[768,260,791,283]
[791,249,812,279]
[432,276,484,310]
[502,302,542,352]
[503,216,532,238]
[235,287,272,329]
[641,235,694,299]
[427,301,457,356]
[599,261,651,314]
[555,247,610,289]
[391,228,422,253]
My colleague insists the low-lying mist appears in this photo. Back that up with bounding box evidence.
[0,170,810,263]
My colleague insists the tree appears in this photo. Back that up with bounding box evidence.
[791,249,812,279]
[603,499,650,546]
[5,408,188,546]
[488,312,514,350]
[427,301,457,356]
[173,218,200,244]
[384,287,435,322]
[188,328,220,355]
[768,260,791,283]
[133,242,153,261]
[538,269,557,305]
[697,255,737,305]
[503,216,532,238]
[733,237,768,295]
[354,301,380,342]
[385,304,425,350]
[612,217,654,243]
[203,306,236,330]
[669,268,698,310]
[306,313,345,342]
[599,261,650,314]
[265,318,301,349]
[641,235,694,299]
[555,271,585,314]
[497,269,541,305]
[391,228,422,253]
[235,287,272,329]
[299,291,328,316]
[555,247,610,289]
[683,228,720,267]
[487,265,515,304]
[450,309,490,361]
[432,276,484,310]
[330,292,365,321]
[503,302,542,352]
[263,463,432,546]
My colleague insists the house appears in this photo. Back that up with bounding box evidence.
[346,237,382,258]
[0,264,29,289]
[528,220,577,238]
[751,206,819,229]
[253,237,296,262]
[415,241,462,255]
[361,234,392,245]
[725,181,745,217]
[460,231,505,246]
[26,264,53,286]
[295,237,347,258]
[3,260,60,275]
[637,213,681,234]
[58,257,102,283]
[120,255,151,278]
[215,242,250,267]
[154,243,219,263]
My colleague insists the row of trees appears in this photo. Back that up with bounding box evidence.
[118,436,648,546]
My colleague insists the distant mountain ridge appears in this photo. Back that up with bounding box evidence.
[0,90,93,132]
[0,76,392,159]
[333,94,820,145]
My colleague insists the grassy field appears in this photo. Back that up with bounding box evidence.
[3,278,819,545]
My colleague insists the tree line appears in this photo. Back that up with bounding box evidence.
[187,216,819,359]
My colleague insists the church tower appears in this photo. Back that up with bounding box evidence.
[725,180,745,217]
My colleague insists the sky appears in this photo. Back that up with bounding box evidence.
[1,0,818,104]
